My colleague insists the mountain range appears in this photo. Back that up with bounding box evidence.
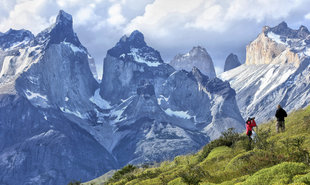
[0,10,244,184]
[1,9,310,184]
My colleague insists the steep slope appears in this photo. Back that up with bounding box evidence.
[85,105,310,185]
[98,31,244,166]
[220,22,310,123]
[224,53,241,72]
[0,10,117,185]
[170,46,216,78]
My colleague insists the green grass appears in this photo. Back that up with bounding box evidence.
[81,105,310,185]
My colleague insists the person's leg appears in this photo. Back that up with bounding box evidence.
[276,121,280,133]
[282,121,285,132]
[247,132,252,150]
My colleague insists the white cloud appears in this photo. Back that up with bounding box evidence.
[125,0,203,36]
[126,0,306,34]
[74,4,99,26]
[107,3,126,26]
[305,12,310,20]
[0,0,57,34]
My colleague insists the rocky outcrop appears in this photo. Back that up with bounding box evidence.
[245,21,310,67]
[224,53,241,71]
[170,46,216,78]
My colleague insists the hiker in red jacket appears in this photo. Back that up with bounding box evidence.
[246,117,257,141]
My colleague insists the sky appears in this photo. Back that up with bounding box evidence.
[1,0,310,77]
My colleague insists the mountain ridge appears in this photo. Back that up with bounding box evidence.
[220,22,310,123]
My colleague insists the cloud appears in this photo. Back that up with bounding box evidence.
[0,0,58,34]
[74,4,100,26]
[126,0,306,33]
[107,3,126,27]
[305,12,310,20]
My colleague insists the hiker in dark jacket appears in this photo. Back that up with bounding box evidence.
[275,105,287,133]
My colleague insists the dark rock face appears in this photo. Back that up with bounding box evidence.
[36,10,83,48]
[224,53,241,72]
[0,95,116,185]
[264,21,310,39]
[0,29,34,50]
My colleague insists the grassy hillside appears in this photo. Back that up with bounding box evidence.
[82,106,310,185]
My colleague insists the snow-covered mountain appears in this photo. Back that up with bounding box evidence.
[0,10,244,184]
[220,22,310,123]
[99,31,244,165]
[170,46,216,78]
[0,10,117,185]
[224,53,241,72]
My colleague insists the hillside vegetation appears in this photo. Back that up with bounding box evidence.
[82,106,310,185]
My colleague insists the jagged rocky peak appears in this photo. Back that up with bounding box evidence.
[8,9,97,109]
[224,53,241,72]
[36,10,81,47]
[245,22,310,66]
[264,21,310,39]
[107,30,163,64]
[0,28,34,49]
[56,10,73,24]
[170,46,216,78]
[126,30,147,48]
[100,30,173,104]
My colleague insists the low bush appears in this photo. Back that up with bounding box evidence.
[199,128,240,161]
[106,164,137,184]
[239,162,309,185]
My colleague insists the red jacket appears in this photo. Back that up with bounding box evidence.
[246,119,257,133]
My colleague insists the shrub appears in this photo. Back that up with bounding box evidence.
[280,136,310,164]
[178,165,209,185]
[167,177,186,185]
[239,162,309,185]
[136,168,161,180]
[199,128,240,161]
[293,172,310,184]
[106,164,137,184]
[68,181,81,185]
[253,128,273,151]
[225,149,281,175]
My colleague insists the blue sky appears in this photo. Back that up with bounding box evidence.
[1,0,310,76]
